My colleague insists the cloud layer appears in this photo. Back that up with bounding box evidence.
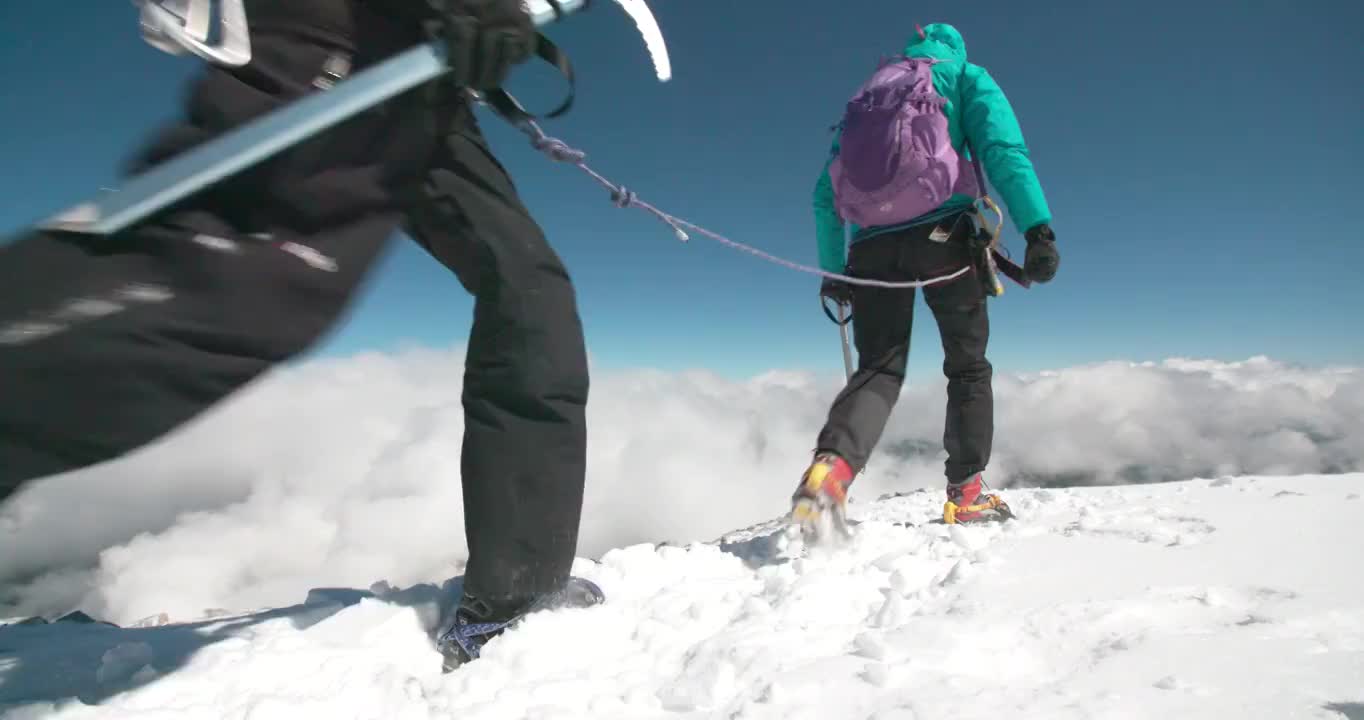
[2,351,1359,624]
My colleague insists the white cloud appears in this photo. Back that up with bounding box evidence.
[2,351,1360,625]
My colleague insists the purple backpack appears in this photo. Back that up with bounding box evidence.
[828,56,965,228]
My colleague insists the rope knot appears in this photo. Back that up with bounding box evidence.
[610,187,637,208]
[532,135,586,164]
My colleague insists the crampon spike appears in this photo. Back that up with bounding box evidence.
[942,493,1016,525]
[790,495,854,545]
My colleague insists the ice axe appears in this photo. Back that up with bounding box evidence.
[835,304,853,382]
[41,0,672,237]
[820,296,854,382]
[136,0,252,67]
[829,224,856,381]
[796,293,857,545]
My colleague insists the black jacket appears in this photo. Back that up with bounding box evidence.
[244,0,430,52]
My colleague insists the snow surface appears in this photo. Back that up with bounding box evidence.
[3,473,1362,719]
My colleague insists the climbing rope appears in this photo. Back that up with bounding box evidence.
[501,111,979,290]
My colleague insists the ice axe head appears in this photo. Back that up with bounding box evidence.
[136,0,251,67]
[605,0,673,82]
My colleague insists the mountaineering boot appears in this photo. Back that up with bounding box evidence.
[791,451,856,538]
[943,474,1013,524]
[436,576,605,672]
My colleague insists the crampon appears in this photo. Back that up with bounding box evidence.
[942,475,1016,524]
[791,492,855,543]
[943,493,1015,524]
[789,453,856,543]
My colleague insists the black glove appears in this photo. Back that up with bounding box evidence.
[1023,224,1060,283]
[820,276,853,306]
[428,0,536,91]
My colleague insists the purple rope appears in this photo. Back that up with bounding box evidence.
[513,117,971,290]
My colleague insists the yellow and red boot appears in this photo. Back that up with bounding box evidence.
[943,474,1014,524]
[791,452,856,538]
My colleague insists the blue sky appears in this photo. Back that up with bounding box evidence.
[1,0,1360,380]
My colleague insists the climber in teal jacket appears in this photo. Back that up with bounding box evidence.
[812,22,1056,277]
[791,22,1060,534]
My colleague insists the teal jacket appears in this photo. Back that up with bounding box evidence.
[813,23,1052,273]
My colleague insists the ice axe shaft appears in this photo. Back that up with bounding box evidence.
[39,0,589,237]
[837,303,853,381]
[820,295,854,382]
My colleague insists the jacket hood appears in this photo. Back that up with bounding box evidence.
[904,22,966,62]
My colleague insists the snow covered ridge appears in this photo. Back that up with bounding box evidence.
[2,474,1362,719]
[1,353,1361,627]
